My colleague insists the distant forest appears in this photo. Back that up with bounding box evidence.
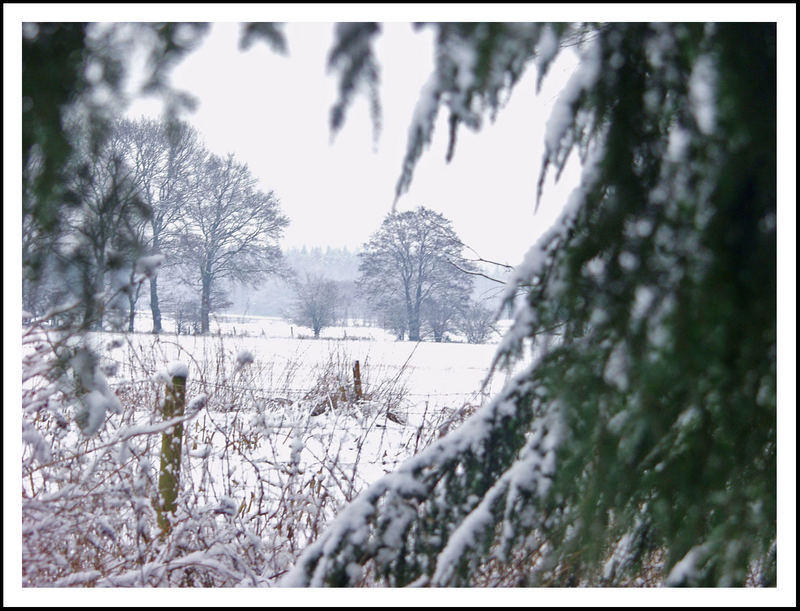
[226,245,513,320]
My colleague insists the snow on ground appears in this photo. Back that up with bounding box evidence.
[21,312,531,585]
[83,314,526,506]
[116,313,518,407]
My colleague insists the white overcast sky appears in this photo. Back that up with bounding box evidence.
[7,4,795,270]
[121,19,582,266]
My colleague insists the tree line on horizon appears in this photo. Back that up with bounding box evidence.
[24,113,505,343]
[24,116,288,335]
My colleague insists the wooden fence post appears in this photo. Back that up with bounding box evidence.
[353,360,363,401]
[157,364,187,539]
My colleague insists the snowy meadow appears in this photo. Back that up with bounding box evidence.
[21,313,522,586]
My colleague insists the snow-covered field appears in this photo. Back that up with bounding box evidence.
[99,314,522,489]
[22,313,526,586]
[121,313,515,401]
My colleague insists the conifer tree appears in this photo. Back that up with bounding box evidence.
[283,22,777,587]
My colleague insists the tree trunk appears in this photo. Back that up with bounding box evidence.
[149,230,163,333]
[200,272,211,334]
[408,301,421,342]
[150,276,162,334]
[84,261,105,331]
[405,286,420,342]
[127,278,142,333]
[410,279,424,342]
[128,294,136,333]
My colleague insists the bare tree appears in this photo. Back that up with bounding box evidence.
[362,294,407,340]
[57,121,150,331]
[116,118,205,333]
[177,153,289,333]
[458,300,499,344]
[421,266,472,342]
[290,273,340,338]
[358,206,474,342]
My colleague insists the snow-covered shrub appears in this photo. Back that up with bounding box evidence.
[22,325,436,586]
